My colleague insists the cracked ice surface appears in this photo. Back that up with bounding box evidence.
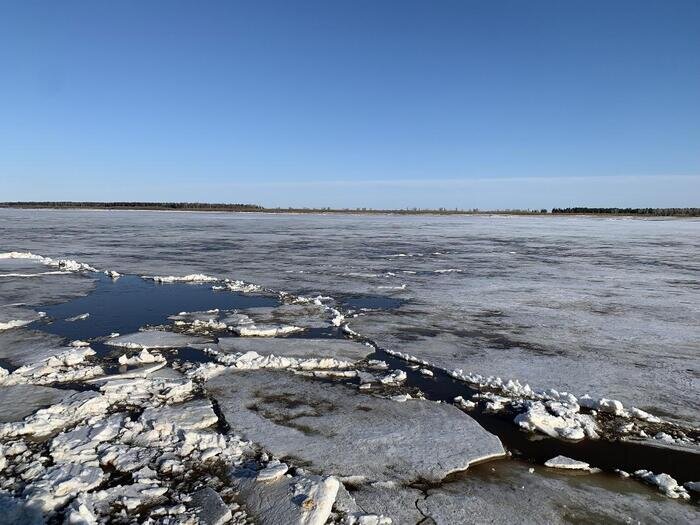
[207,369,505,483]
[1,210,699,523]
[1,210,697,425]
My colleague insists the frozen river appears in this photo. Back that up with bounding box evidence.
[0,208,698,523]
[3,209,698,423]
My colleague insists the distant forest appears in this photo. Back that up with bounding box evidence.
[0,202,698,216]
[0,202,264,212]
[551,207,700,216]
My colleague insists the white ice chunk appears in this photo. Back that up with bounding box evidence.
[22,463,104,512]
[65,313,90,322]
[231,468,339,525]
[118,348,166,366]
[634,470,690,499]
[454,396,476,410]
[379,370,407,385]
[256,462,289,482]
[139,398,219,433]
[145,273,218,283]
[544,455,592,471]
[0,390,109,439]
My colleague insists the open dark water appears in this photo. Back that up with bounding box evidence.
[32,274,278,340]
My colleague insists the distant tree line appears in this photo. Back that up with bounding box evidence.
[1,202,697,216]
[0,201,264,211]
[0,202,547,214]
[551,207,700,216]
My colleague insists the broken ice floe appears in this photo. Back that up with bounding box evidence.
[0,363,254,521]
[543,455,596,472]
[255,461,289,481]
[189,486,233,525]
[633,470,690,499]
[385,349,693,447]
[0,251,97,273]
[105,329,210,349]
[231,466,339,525]
[0,346,103,386]
[0,270,71,278]
[200,337,371,364]
[117,348,166,367]
[379,369,407,385]
[0,390,110,439]
[412,460,698,524]
[207,369,505,484]
[65,312,90,322]
[200,348,355,375]
[212,278,263,294]
[0,385,77,423]
[218,311,304,337]
[144,273,219,283]
[169,303,334,337]
[514,400,599,441]
[454,396,476,410]
[0,329,71,368]
[0,319,33,331]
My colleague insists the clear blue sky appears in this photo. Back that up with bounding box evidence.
[1,1,699,208]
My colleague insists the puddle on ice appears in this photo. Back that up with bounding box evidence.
[31,274,278,341]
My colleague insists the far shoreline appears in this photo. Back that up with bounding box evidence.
[1,203,698,218]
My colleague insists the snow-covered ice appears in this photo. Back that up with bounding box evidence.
[105,329,210,349]
[633,470,690,499]
[231,467,339,525]
[198,337,371,363]
[543,455,594,471]
[144,273,219,283]
[414,460,698,524]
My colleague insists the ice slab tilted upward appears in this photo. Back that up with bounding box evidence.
[207,369,505,483]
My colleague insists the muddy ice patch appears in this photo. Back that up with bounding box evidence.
[206,369,505,484]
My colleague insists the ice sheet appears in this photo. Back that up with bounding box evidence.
[417,460,698,524]
[2,210,697,425]
[207,369,505,483]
